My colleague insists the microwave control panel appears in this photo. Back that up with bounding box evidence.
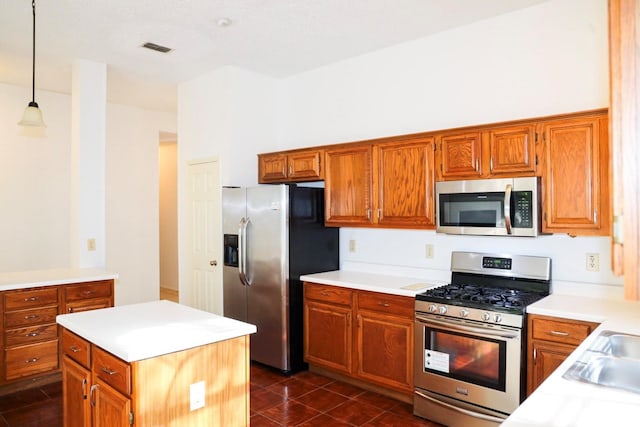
[513,191,532,228]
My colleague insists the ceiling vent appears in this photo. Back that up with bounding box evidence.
[142,42,172,53]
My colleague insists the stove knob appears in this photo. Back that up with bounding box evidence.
[439,306,448,315]
[482,312,491,321]
[459,309,469,318]
[428,304,438,313]
[494,314,503,323]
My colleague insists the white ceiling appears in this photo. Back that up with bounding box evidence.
[0,0,548,113]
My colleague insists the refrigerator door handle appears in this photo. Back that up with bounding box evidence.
[238,217,251,286]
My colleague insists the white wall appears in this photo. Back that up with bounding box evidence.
[178,0,621,302]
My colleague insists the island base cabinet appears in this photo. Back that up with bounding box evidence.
[62,328,250,427]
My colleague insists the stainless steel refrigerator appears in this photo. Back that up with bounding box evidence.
[222,184,339,373]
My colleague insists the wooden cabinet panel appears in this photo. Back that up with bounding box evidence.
[258,149,323,183]
[92,379,132,427]
[92,346,131,397]
[304,282,352,306]
[4,306,58,328]
[439,132,482,179]
[324,145,373,226]
[541,114,609,234]
[303,300,352,374]
[5,323,57,347]
[5,340,59,380]
[527,314,599,396]
[357,291,414,318]
[4,288,58,311]
[63,356,91,427]
[65,281,113,302]
[488,125,536,175]
[356,311,413,393]
[375,138,435,227]
[62,328,91,367]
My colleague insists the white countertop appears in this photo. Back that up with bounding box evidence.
[300,270,445,297]
[502,294,640,426]
[0,268,118,291]
[56,300,257,362]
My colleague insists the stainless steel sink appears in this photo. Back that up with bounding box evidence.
[563,330,640,394]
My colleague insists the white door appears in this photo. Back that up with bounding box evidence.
[186,159,221,314]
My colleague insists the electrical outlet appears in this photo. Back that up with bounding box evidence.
[87,238,96,251]
[586,253,600,272]
[190,381,205,411]
[425,244,434,259]
[349,240,356,253]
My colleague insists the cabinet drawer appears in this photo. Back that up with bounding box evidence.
[65,281,112,302]
[530,316,597,346]
[5,323,58,347]
[61,328,91,367]
[304,283,352,306]
[92,345,131,396]
[65,298,112,314]
[4,288,58,311]
[357,291,413,318]
[5,340,59,380]
[4,306,58,328]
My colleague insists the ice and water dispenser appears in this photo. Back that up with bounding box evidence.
[223,234,239,267]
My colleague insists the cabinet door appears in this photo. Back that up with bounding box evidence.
[488,125,536,176]
[288,150,323,181]
[356,311,413,393]
[258,153,288,183]
[92,379,132,427]
[375,138,435,228]
[303,300,352,374]
[324,145,373,226]
[541,114,609,235]
[527,340,574,395]
[63,357,91,427]
[438,132,482,179]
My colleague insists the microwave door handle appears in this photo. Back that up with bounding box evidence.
[504,184,513,234]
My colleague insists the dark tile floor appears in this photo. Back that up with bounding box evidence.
[0,364,443,426]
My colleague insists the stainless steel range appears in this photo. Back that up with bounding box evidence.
[414,251,551,427]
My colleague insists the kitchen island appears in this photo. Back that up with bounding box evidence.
[57,300,256,427]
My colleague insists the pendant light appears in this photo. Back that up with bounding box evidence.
[18,0,45,127]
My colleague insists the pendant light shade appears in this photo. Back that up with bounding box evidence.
[18,0,45,127]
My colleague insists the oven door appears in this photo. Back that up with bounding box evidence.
[414,313,522,416]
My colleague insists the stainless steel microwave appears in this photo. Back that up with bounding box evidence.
[435,177,540,237]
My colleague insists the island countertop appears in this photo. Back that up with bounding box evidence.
[0,268,118,291]
[56,300,257,362]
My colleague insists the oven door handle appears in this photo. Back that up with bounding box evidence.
[416,315,519,340]
[414,389,506,424]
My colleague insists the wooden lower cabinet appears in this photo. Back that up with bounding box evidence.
[62,328,250,426]
[527,314,599,396]
[303,282,414,398]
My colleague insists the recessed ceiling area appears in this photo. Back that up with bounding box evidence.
[0,0,549,112]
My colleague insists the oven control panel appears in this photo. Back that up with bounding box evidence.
[482,256,512,270]
[416,301,523,328]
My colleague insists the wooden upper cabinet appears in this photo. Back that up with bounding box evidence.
[374,137,435,228]
[488,125,536,176]
[438,132,482,179]
[324,145,373,226]
[541,112,609,235]
[258,149,323,183]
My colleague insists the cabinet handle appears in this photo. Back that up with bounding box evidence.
[367,209,371,220]
[82,290,96,295]
[378,302,390,307]
[82,378,88,399]
[320,291,329,296]
[26,332,39,337]
[90,384,98,407]
[533,348,537,362]
[68,307,74,313]
[490,157,494,171]
[475,159,479,172]
[24,296,39,302]
[24,314,38,320]
[550,330,569,337]
[69,345,81,353]
[289,165,293,175]
[25,357,39,364]
[101,367,118,375]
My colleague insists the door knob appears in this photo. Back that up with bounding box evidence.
[210,260,217,266]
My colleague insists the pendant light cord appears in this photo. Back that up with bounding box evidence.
[31,0,36,104]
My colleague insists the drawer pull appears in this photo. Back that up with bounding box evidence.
[378,302,390,307]
[26,332,39,337]
[25,357,40,364]
[24,314,38,320]
[550,330,570,336]
[320,291,329,296]
[90,384,98,407]
[68,307,74,313]
[69,345,81,353]
[82,290,96,295]
[101,367,118,375]
[24,296,39,302]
